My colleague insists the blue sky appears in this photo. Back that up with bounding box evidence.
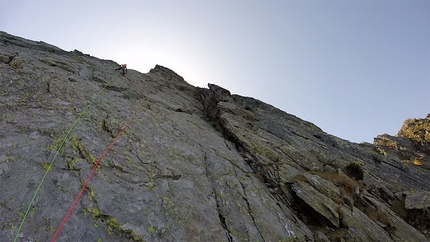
[1,0,429,143]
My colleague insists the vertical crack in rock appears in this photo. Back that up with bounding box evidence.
[2,32,430,241]
[238,180,265,242]
[197,84,290,212]
[203,152,234,242]
[218,211,234,242]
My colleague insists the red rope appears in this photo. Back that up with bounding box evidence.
[51,75,143,241]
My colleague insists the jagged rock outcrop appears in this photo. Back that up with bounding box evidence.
[375,115,430,170]
[1,31,429,241]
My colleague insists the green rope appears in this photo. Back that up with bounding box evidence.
[13,72,120,242]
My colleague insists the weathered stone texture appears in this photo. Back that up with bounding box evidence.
[1,31,429,241]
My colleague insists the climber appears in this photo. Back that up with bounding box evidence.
[115,64,127,74]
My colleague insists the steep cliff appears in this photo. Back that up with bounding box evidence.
[1,31,429,242]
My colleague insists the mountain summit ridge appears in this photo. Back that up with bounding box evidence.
[1,31,429,241]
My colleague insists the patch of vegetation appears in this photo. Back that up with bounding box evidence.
[144,181,156,190]
[5,156,14,162]
[306,171,363,215]
[69,135,98,166]
[343,163,364,181]
[363,206,392,229]
[292,174,310,183]
[40,162,52,171]
[2,216,18,230]
[88,153,97,165]
[312,171,361,196]
[106,217,144,241]
[147,225,156,233]
[161,196,175,209]
[67,157,80,170]
[70,135,85,154]
[46,226,55,232]
[2,113,16,123]
[86,186,96,200]
[83,207,100,220]
[327,228,348,242]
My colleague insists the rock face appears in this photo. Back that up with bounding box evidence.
[374,115,430,170]
[1,31,429,242]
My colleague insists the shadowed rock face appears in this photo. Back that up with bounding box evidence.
[1,31,429,242]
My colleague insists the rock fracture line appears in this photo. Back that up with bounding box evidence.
[14,72,120,242]
[51,74,144,241]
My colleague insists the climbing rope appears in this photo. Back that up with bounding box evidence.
[51,98,142,241]
[51,74,145,241]
[13,72,120,242]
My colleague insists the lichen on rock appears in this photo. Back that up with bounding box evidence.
[1,31,430,241]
